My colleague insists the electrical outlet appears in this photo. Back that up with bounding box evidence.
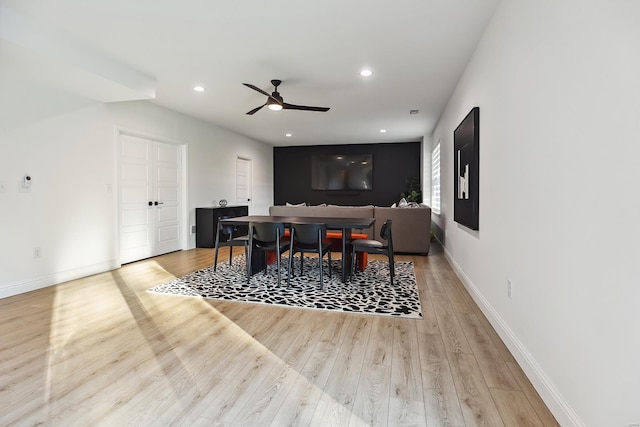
[507,279,513,298]
[191,225,196,234]
[34,247,41,258]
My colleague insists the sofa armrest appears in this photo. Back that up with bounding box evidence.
[373,207,431,254]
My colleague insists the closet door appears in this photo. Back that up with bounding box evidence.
[236,157,252,212]
[119,134,182,264]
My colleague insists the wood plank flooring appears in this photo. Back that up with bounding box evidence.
[0,244,559,426]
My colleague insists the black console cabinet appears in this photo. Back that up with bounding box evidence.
[195,206,249,248]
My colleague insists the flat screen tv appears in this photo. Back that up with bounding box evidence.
[311,154,373,191]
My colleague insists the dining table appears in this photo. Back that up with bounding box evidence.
[218,215,375,283]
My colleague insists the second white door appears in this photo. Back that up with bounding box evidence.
[236,157,252,211]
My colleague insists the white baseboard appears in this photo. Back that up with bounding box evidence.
[442,247,584,427]
[0,260,119,299]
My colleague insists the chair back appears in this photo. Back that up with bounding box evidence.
[219,216,236,238]
[380,220,394,252]
[250,222,285,245]
[291,223,327,246]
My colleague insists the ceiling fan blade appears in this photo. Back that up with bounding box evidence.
[243,82,284,108]
[282,103,330,112]
[246,103,266,115]
[243,83,271,97]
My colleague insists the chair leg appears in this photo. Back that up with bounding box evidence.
[351,249,357,279]
[300,251,305,276]
[328,251,332,279]
[244,244,249,278]
[276,250,281,287]
[287,249,294,287]
[247,245,253,284]
[318,252,323,290]
[229,246,233,265]
[263,251,268,278]
[214,246,220,271]
[213,227,221,271]
[389,254,395,286]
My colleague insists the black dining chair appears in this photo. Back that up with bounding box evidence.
[287,223,332,289]
[213,217,249,272]
[351,219,395,285]
[247,221,290,286]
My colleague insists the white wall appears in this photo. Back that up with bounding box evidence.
[0,90,272,298]
[432,0,640,425]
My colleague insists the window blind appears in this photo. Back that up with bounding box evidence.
[431,143,441,214]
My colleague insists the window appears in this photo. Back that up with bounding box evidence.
[431,142,441,214]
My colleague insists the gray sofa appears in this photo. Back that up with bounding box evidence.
[268,204,431,254]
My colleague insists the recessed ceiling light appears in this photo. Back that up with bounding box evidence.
[193,85,206,92]
[285,133,292,137]
[379,129,387,133]
[360,69,373,77]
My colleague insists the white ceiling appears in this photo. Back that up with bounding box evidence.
[0,0,499,146]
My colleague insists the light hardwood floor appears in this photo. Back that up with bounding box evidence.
[0,244,559,426]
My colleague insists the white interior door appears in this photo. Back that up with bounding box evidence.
[119,134,183,264]
[236,157,252,211]
[153,142,181,255]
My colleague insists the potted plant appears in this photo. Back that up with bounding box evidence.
[400,177,422,203]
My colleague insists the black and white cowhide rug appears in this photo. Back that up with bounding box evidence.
[149,256,422,318]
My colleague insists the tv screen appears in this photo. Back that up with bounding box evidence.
[311,154,373,190]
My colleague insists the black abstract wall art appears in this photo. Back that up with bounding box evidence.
[453,107,479,230]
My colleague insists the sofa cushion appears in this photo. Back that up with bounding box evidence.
[269,204,431,254]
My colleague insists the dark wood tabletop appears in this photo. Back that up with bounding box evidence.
[219,215,375,229]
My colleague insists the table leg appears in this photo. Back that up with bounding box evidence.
[341,229,353,283]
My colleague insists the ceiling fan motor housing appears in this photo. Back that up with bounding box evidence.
[270,91,283,103]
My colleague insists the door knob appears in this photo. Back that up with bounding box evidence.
[154,201,164,206]
[148,201,153,206]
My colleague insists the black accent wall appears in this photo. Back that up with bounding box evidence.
[273,142,421,206]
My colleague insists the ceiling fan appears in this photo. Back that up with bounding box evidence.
[243,79,330,115]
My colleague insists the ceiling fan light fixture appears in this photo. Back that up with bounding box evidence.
[267,94,283,111]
